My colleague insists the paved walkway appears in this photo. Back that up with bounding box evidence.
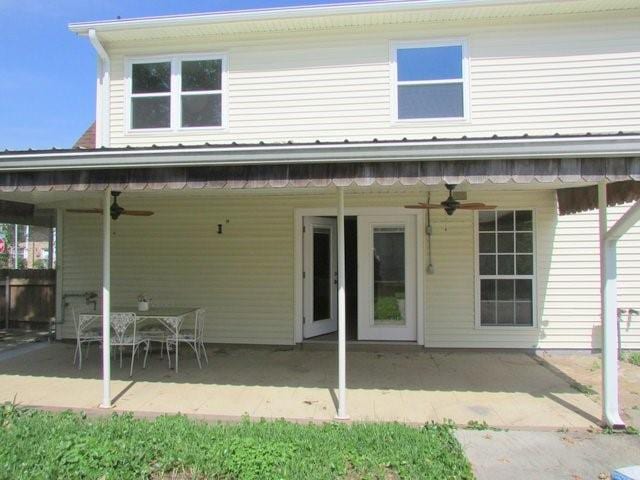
[0,342,603,429]
[457,429,640,480]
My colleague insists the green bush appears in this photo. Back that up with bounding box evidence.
[0,406,473,479]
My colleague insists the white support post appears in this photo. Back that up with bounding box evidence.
[598,182,624,428]
[336,186,349,420]
[100,188,112,409]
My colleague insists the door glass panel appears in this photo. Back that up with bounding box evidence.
[373,226,405,325]
[313,228,331,322]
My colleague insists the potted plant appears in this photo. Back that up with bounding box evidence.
[137,294,150,312]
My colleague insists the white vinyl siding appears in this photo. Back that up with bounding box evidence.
[58,189,640,349]
[102,12,640,147]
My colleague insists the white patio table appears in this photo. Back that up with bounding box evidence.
[79,307,200,372]
[113,306,199,373]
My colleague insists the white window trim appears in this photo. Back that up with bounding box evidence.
[473,209,538,330]
[390,38,470,124]
[124,52,228,134]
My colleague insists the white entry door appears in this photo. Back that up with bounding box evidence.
[357,215,417,341]
[303,217,338,339]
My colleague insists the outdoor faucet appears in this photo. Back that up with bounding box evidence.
[84,291,98,311]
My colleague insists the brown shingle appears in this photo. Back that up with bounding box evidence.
[73,122,96,149]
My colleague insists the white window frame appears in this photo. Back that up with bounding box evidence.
[124,52,228,134]
[473,209,538,330]
[390,39,470,123]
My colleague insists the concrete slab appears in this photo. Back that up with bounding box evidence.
[0,342,609,429]
[456,429,640,480]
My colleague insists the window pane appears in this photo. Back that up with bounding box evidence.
[497,302,515,325]
[481,279,496,301]
[515,279,532,301]
[131,96,170,129]
[479,233,495,253]
[516,302,533,325]
[497,279,514,301]
[478,211,495,232]
[132,62,170,94]
[397,45,462,81]
[516,210,533,231]
[481,301,496,325]
[497,211,514,231]
[497,233,514,253]
[182,59,222,91]
[398,83,464,119]
[373,227,406,325]
[516,233,533,253]
[313,229,331,322]
[181,94,222,128]
[516,255,534,275]
[479,255,496,275]
[498,255,514,275]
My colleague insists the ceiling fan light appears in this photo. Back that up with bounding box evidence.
[444,206,456,216]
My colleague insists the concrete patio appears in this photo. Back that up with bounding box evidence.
[0,342,609,430]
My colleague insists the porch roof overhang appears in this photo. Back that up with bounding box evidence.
[2,133,640,172]
[0,133,639,214]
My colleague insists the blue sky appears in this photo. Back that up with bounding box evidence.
[0,0,372,151]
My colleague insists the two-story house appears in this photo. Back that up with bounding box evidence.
[0,0,639,426]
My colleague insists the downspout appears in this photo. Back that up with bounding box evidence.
[88,29,110,148]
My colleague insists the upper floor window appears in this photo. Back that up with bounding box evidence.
[127,54,227,131]
[392,41,467,121]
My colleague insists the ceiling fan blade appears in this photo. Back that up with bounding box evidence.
[404,204,444,209]
[121,210,154,216]
[457,204,497,210]
[66,208,103,214]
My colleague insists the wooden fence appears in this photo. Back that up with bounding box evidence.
[0,269,55,329]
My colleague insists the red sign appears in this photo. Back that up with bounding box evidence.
[0,238,5,254]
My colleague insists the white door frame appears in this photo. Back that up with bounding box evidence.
[294,207,425,345]
[302,216,338,338]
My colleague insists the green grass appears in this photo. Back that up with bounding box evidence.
[623,351,640,367]
[374,296,403,322]
[0,405,473,480]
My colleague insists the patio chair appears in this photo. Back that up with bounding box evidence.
[165,308,207,373]
[110,312,150,377]
[71,306,102,370]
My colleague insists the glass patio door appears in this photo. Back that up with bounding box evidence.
[357,215,417,341]
[303,217,338,339]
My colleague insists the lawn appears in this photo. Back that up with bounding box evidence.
[0,405,474,479]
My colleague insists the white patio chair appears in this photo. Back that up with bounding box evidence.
[165,308,207,373]
[72,306,102,370]
[110,312,150,377]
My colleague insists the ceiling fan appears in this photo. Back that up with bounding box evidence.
[67,191,154,220]
[405,184,496,216]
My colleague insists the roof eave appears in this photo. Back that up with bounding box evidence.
[1,135,639,172]
[67,0,560,35]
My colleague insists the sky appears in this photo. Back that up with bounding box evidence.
[0,0,374,151]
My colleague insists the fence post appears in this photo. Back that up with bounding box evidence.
[4,275,10,330]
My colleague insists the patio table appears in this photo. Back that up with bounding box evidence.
[81,307,200,372]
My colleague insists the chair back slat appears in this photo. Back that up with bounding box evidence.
[196,308,206,339]
[110,312,137,344]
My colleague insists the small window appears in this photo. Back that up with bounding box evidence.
[128,55,226,131]
[393,42,466,120]
[477,210,535,327]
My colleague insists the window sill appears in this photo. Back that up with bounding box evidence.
[391,116,470,125]
[474,324,538,331]
[125,126,228,136]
